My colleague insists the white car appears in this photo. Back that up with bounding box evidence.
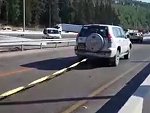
[43,28,62,39]
[75,24,132,66]
[1,26,12,31]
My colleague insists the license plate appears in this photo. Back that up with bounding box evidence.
[78,44,85,50]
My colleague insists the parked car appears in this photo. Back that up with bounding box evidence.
[75,24,132,66]
[1,26,12,31]
[43,28,62,39]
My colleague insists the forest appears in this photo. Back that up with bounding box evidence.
[0,0,150,30]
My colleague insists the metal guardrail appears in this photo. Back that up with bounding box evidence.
[143,33,150,37]
[0,38,75,43]
[0,38,76,51]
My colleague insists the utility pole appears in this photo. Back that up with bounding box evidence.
[49,0,52,27]
[23,0,25,32]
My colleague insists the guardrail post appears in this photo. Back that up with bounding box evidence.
[67,42,69,46]
[55,42,57,48]
[40,43,43,49]
[21,44,24,51]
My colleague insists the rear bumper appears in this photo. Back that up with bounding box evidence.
[75,49,116,58]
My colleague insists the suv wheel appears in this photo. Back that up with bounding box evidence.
[124,50,130,59]
[111,50,120,66]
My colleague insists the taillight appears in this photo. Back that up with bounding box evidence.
[108,34,112,43]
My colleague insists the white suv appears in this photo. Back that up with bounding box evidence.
[75,24,132,66]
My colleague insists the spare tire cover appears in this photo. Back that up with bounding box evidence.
[86,33,104,52]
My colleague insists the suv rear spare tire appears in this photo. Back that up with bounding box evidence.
[86,33,104,52]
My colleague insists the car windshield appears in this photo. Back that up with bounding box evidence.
[79,26,109,38]
[47,30,59,34]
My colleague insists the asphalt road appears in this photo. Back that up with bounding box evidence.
[0,37,150,113]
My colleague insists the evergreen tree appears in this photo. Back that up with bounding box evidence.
[7,0,21,25]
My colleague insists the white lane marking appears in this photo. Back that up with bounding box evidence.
[81,59,87,62]
[28,76,49,86]
[0,86,25,98]
[68,62,81,69]
[119,96,143,113]
[52,68,68,76]
[69,59,87,69]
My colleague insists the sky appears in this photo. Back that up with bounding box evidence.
[138,0,150,3]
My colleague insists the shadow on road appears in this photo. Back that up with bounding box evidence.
[21,56,112,71]
[74,59,111,70]
[21,56,78,70]
[95,63,150,113]
[0,96,112,105]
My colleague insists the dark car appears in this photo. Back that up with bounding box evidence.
[128,32,143,43]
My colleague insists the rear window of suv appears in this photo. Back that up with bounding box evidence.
[79,26,109,38]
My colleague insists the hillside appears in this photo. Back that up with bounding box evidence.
[0,0,150,30]
[112,0,150,29]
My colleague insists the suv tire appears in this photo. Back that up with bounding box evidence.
[111,50,120,66]
[124,50,130,59]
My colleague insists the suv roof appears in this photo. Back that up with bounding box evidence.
[79,25,109,38]
[84,24,120,28]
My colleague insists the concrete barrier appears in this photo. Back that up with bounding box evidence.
[119,74,150,113]
[0,35,33,41]
[0,30,43,39]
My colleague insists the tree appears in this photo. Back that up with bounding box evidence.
[25,0,32,26]
[84,0,95,24]
[0,0,7,22]
[59,0,72,23]
[51,0,61,26]
[7,0,21,25]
